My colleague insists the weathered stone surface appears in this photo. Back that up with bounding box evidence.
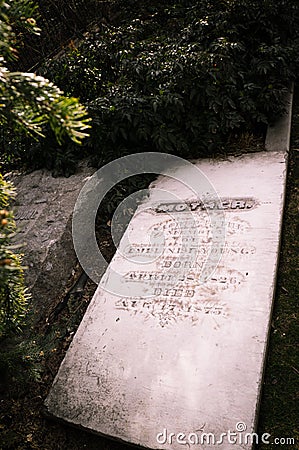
[9,163,94,321]
[45,151,287,449]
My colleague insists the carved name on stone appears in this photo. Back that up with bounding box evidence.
[14,208,38,221]
[155,197,257,213]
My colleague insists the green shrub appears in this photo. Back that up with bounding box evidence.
[0,0,92,334]
[0,0,91,173]
[26,0,296,169]
[0,175,29,338]
[1,0,299,172]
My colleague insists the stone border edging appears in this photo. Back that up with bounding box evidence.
[265,84,294,152]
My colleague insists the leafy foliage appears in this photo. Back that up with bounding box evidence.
[0,0,91,337]
[0,0,90,150]
[20,0,296,170]
[0,175,29,338]
[0,68,90,143]
[0,0,40,61]
[8,0,112,71]
[0,337,44,386]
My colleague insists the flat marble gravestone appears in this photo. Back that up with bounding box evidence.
[45,151,287,449]
[9,163,93,321]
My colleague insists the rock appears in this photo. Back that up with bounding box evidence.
[8,163,94,322]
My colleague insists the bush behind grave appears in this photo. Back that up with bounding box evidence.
[3,0,298,172]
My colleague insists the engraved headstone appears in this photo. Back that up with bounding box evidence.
[45,151,287,449]
[9,163,93,320]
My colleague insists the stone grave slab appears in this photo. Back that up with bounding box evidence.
[45,151,287,449]
[9,163,93,321]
